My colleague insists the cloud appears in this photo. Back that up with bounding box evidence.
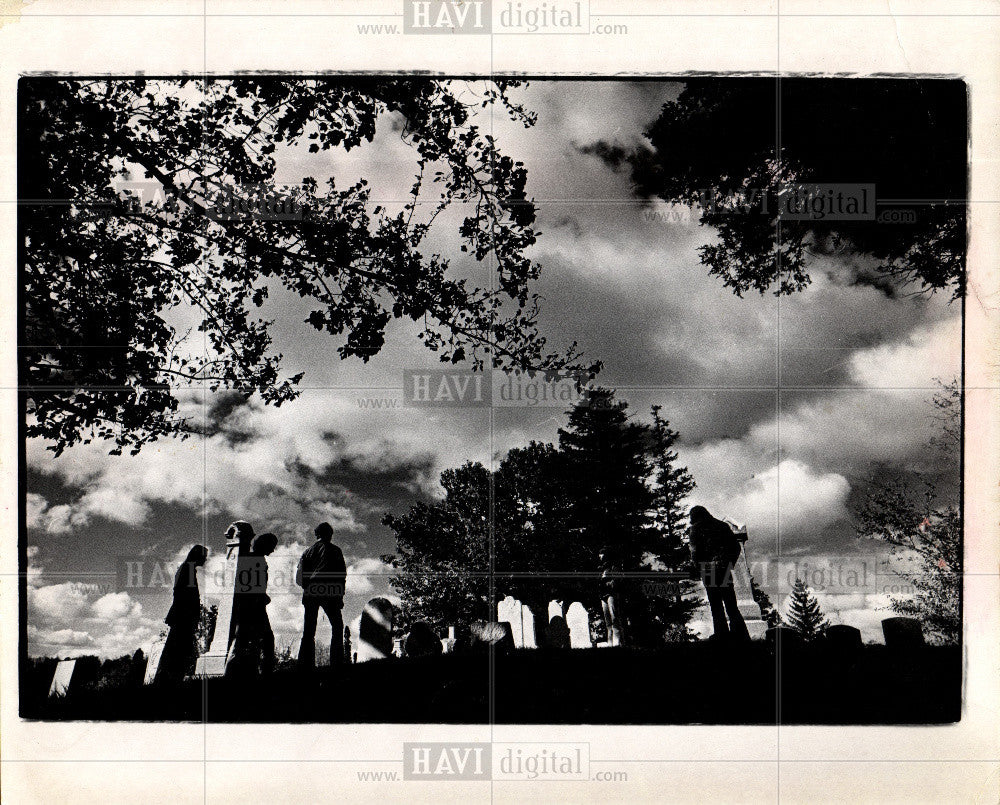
[346,556,390,598]
[92,592,143,620]
[847,317,961,389]
[28,572,160,659]
[725,459,851,537]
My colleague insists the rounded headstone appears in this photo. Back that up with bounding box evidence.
[765,624,804,652]
[404,621,444,657]
[545,616,571,649]
[826,624,863,652]
[882,617,924,648]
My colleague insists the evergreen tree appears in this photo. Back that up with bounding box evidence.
[557,388,654,572]
[384,388,701,646]
[784,578,830,640]
[646,405,700,640]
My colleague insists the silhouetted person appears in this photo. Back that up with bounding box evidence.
[224,520,256,652]
[156,544,207,683]
[226,532,278,679]
[598,546,626,647]
[689,506,750,642]
[296,522,347,669]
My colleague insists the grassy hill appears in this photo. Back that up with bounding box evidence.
[21,642,961,725]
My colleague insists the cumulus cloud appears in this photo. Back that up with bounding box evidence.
[27,564,159,659]
[725,459,851,537]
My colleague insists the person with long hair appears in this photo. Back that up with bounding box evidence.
[689,506,750,642]
[226,532,279,679]
[156,544,208,683]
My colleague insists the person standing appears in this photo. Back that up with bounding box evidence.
[688,505,750,642]
[296,522,347,669]
[598,546,627,647]
[156,544,208,683]
[226,532,278,679]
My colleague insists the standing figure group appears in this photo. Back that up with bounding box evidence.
[158,520,348,682]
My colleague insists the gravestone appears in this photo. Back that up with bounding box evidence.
[882,617,925,648]
[194,522,253,676]
[143,639,167,684]
[765,624,804,652]
[358,597,396,662]
[826,624,863,652]
[404,621,443,657]
[565,602,592,648]
[545,616,572,649]
[441,625,458,654]
[497,595,533,648]
[469,620,515,654]
[48,659,76,697]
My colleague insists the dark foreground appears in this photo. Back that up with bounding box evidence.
[22,643,961,724]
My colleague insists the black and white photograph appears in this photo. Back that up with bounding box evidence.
[2,3,999,803]
[18,73,965,724]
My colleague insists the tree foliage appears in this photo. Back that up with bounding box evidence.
[854,380,961,645]
[196,603,218,655]
[22,77,596,455]
[382,389,700,644]
[632,78,966,299]
[784,578,830,641]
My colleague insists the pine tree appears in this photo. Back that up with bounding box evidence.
[784,578,830,640]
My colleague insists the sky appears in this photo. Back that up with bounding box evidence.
[24,79,963,657]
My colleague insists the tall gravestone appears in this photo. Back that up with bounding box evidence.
[565,602,592,648]
[48,659,76,697]
[143,639,167,684]
[358,597,396,662]
[194,522,253,676]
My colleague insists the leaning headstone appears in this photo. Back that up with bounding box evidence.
[404,621,443,657]
[882,617,925,648]
[358,597,396,662]
[545,616,571,649]
[469,620,515,654]
[48,659,76,697]
[826,624,863,652]
[195,522,252,676]
[143,640,166,685]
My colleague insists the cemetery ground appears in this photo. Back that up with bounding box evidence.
[22,641,960,725]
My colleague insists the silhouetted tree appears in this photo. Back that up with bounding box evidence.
[785,578,830,641]
[21,77,596,456]
[382,462,492,632]
[384,389,699,646]
[749,574,782,628]
[630,78,965,299]
[195,604,217,655]
[855,380,961,644]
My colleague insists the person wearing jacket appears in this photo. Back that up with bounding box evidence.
[296,522,347,669]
